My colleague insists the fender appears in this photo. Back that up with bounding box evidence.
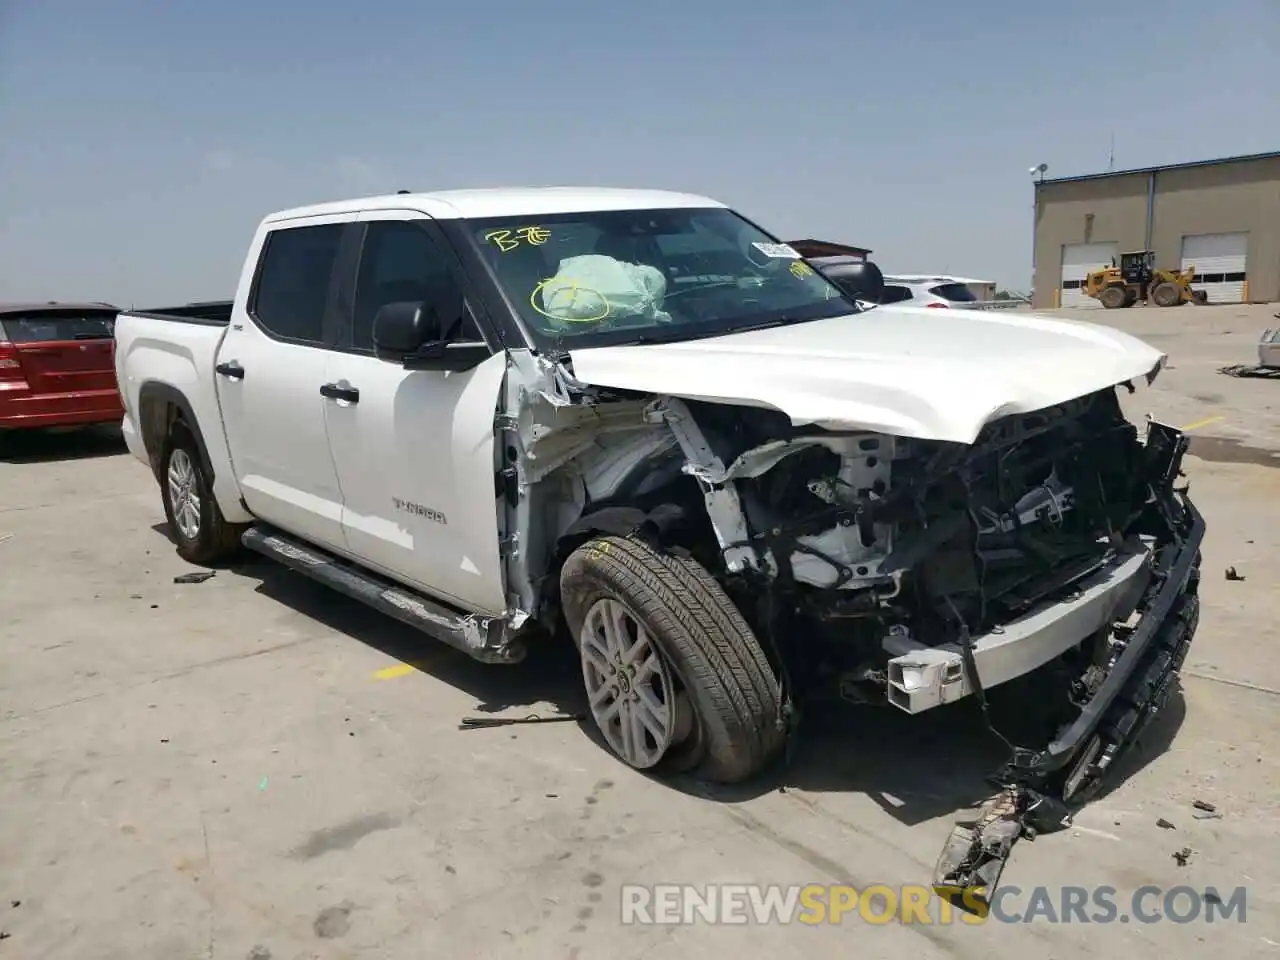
[136,381,218,484]
[559,503,687,543]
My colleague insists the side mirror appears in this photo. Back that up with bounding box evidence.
[373,301,438,357]
[836,260,885,303]
[371,300,489,372]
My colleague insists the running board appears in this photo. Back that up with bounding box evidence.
[240,525,524,664]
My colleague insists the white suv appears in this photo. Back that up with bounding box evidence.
[809,257,981,309]
[877,276,981,310]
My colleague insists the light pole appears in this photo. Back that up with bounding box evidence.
[1028,163,1048,301]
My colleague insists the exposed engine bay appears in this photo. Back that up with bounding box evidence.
[517,386,1154,696]
[500,352,1201,906]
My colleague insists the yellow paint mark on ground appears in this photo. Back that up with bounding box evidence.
[373,663,419,680]
[1181,415,1225,432]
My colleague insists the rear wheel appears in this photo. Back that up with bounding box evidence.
[1098,285,1128,309]
[160,426,244,565]
[560,535,784,783]
[1150,282,1182,307]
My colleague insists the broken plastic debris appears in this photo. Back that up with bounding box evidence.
[1192,799,1217,813]
[1225,566,1246,582]
[1157,817,1176,830]
[459,713,585,729]
[1173,847,1193,866]
[174,571,216,584]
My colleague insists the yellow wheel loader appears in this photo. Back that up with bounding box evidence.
[1083,250,1209,309]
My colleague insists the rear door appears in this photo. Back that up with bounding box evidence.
[0,309,118,395]
[214,217,354,552]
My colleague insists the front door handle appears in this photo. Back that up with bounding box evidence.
[215,361,245,380]
[319,382,359,403]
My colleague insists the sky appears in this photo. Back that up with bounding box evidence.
[1,0,1277,306]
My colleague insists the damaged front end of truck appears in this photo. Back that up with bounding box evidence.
[495,346,1203,904]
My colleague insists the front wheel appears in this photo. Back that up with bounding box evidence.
[1098,285,1128,309]
[560,535,784,783]
[1150,282,1182,307]
[160,427,245,565]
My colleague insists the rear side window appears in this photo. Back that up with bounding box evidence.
[250,224,344,343]
[0,311,116,343]
[877,285,914,304]
[929,282,977,302]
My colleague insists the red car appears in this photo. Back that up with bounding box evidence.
[0,301,124,433]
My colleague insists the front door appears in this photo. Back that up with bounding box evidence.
[216,218,350,552]
[322,213,508,615]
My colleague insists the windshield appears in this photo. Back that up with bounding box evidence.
[463,207,856,348]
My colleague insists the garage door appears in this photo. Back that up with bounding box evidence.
[1181,232,1248,304]
[1060,242,1118,307]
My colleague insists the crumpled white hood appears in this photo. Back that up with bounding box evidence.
[567,307,1166,444]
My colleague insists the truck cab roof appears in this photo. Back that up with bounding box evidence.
[266,187,727,224]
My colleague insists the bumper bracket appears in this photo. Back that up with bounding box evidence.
[932,420,1204,910]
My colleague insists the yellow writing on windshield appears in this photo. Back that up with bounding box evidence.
[790,260,815,279]
[485,226,551,252]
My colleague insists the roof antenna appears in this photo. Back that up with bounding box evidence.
[1107,132,1115,172]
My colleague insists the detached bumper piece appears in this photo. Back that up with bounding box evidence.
[932,420,1204,910]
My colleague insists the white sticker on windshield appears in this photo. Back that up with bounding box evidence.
[751,242,801,259]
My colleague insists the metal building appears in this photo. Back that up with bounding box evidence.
[1031,150,1280,309]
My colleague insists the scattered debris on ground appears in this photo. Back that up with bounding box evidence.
[1157,817,1177,830]
[459,712,585,729]
[173,571,216,584]
[1173,847,1193,867]
[1192,799,1222,820]
[1218,364,1280,379]
[1225,566,1246,581]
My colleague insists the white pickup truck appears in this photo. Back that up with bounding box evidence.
[115,188,1202,808]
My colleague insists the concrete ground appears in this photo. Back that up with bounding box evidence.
[2,303,1279,959]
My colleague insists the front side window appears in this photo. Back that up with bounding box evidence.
[463,207,855,348]
[352,221,479,351]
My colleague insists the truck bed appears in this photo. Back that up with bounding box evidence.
[126,300,233,325]
[113,302,249,523]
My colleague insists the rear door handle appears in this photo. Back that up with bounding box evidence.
[216,361,245,380]
[320,382,359,403]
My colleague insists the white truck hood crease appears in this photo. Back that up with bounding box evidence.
[565,307,1166,445]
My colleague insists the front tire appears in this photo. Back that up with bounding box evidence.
[1150,282,1182,307]
[160,426,244,565]
[560,535,784,784]
[1098,285,1128,309]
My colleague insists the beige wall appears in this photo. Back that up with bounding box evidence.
[1031,156,1280,307]
[1151,156,1280,304]
[1032,173,1148,307]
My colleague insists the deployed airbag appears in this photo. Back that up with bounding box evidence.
[539,255,671,328]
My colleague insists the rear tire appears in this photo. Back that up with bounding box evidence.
[560,535,784,784]
[160,425,244,565]
[1150,282,1182,307]
[1098,285,1128,309]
